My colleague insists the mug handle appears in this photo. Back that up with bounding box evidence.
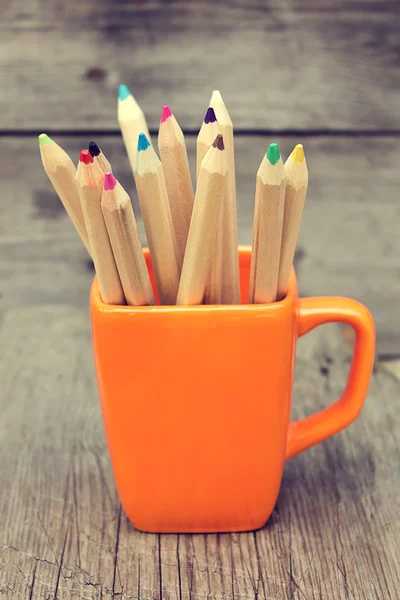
[285,297,375,460]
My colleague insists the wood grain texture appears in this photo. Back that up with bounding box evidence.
[1,3,399,597]
[0,0,399,131]
[0,306,398,599]
[1,134,399,354]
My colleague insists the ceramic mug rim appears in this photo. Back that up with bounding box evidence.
[90,246,297,315]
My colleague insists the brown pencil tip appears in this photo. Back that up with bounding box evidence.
[212,134,224,151]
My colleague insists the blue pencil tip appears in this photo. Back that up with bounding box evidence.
[137,133,150,152]
[118,84,131,101]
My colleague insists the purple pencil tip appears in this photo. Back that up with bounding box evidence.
[204,107,217,124]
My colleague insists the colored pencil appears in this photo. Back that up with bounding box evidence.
[196,107,220,180]
[76,150,125,305]
[134,134,180,305]
[210,90,240,304]
[197,107,224,303]
[277,144,308,300]
[88,141,111,173]
[249,143,286,304]
[177,135,228,306]
[118,84,151,176]
[39,134,90,255]
[203,200,224,304]
[158,105,194,273]
[101,172,155,306]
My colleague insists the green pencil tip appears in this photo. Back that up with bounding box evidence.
[38,133,54,146]
[118,84,131,101]
[266,143,280,165]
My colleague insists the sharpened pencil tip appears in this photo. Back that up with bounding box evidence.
[212,134,224,151]
[161,105,173,123]
[204,107,217,124]
[88,141,101,157]
[266,143,280,165]
[210,90,223,104]
[79,149,94,164]
[118,84,131,101]
[104,172,117,191]
[292,144,305,163]
[38,133,54,146]
[137,133,150,152]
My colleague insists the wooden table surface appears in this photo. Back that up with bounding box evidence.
[0,2,399,599]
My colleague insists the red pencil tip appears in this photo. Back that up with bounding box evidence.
[79,149,93,164]
[104,171,117,191]
[161,105,173,123]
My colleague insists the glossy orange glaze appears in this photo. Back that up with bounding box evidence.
[90,247,375,533]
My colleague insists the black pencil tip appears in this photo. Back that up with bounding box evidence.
[88,141,101,157]
[204,107,217,124]
[212,134,224,151]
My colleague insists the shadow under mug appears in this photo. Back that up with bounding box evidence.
[90,247,375,533]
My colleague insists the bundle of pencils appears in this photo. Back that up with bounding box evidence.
[39,86,308,307]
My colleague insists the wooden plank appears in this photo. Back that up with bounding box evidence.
[1,1,399,131]
[254,333,400,600]
[1,134,399,355]
[0,307,120,599]
[0,305,398,599]
[0,548,36,598]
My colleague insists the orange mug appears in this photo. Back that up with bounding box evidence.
[90,247,375,533]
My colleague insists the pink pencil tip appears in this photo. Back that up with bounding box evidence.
[161,105,173,123]
[104,172,117,191]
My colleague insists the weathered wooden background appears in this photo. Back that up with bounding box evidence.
[0,1,399,599]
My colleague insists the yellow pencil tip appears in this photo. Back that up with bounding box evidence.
[292,144,305,163]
